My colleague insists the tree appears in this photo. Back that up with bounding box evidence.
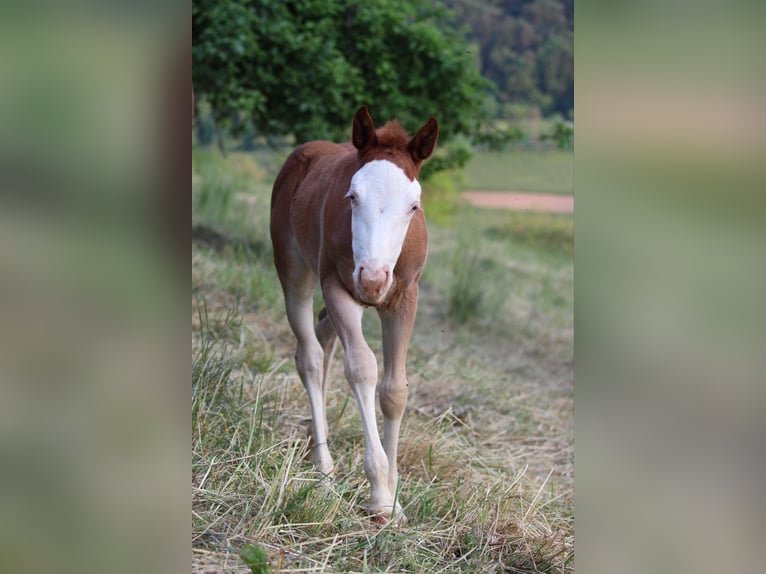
[444,0,573,117]
[192,0,487,152]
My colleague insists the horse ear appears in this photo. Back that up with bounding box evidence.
[352,105,377,152]
[408,117,439,162]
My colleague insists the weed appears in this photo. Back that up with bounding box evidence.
[240,542,271,574]
[449,247,485,325]
[422,170,462,226]
[485,211,573,257]
[194,178,234,226]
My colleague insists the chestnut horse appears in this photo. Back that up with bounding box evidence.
[270,106,438,522]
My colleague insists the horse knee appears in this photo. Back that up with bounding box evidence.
[295,340,323,384]
[344,347,378,387]
[380,377,407,419]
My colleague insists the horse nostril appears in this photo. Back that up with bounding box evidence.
[358,265,390,289]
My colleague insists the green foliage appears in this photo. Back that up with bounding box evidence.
[194,101,216,146]
[194,175,234,225]
[541,120,574,149]
[445,0,573,117]
[485,211,574,257]
[449,247,485,325]
[422,170,462,226]
[193,0,487,144]
[240,543,271,574]
[472,123,525,151]
[420,137,473,181]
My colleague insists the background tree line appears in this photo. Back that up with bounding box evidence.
[444,0,573,119]
[192,0,573,164]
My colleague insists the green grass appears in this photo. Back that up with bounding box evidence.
[463,149,574,195]
[192,147,573,573]
[484,211,574,257]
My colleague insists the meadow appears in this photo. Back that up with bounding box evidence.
[462,149,574,195]
[192,146,573,573]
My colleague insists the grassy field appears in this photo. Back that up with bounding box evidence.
[192,148,573,573]
[462,149,574,195]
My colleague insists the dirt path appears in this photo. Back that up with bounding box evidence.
[462,191,574,213]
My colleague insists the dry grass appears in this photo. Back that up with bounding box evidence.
[192,149,573,573]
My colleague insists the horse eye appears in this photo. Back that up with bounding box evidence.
[346,192,357,202]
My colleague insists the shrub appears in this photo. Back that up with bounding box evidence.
[448,246,485,325]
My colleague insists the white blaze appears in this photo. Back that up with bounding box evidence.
[347,160,421,302]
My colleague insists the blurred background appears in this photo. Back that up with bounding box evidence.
[576,2,766,573]
[0,3,188,574]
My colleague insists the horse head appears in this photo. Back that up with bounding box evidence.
[347,106,438,304]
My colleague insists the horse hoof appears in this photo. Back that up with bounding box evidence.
[370,510,408,527]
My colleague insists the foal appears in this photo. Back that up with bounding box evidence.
[270,106,438,522]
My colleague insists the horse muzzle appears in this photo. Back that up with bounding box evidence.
[354,264,391,304]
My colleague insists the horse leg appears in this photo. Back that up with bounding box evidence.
[322,274,401,520]
[316,308,339,401]
[378,285,418,503]
[280,271,334,477]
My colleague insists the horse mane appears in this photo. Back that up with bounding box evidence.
[375,120,410,149]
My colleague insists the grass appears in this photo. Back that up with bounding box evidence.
[462,149,574,195]
[192,146,573,573]
[484,212,574,257]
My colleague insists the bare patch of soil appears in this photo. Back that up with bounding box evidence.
[463,191,574,213]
